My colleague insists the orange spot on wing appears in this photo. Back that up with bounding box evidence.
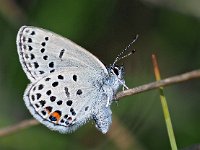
[51,112,61,123]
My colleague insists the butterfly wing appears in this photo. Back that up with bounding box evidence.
[16,26,108,82]
[24,68,109,133]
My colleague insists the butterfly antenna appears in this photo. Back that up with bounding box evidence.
[113,34,139,66]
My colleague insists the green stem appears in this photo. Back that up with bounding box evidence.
[152,54,178,150]
[159,88,178,150]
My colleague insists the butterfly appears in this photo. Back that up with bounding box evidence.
[16,26,136,134]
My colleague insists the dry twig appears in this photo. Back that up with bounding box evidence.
[116,69,200,99]
[0,119,38,137]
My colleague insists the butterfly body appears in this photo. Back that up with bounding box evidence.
[17,26,125,134]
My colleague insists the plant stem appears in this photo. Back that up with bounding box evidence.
[152,54,178,150]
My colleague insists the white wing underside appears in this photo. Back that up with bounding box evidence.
[24,69,107,133]
[16,26,108,82]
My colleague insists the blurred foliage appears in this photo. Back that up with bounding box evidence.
[0,0,200,150]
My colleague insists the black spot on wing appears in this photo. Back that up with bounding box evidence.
[38,84,44,90]
[41,42,46,46]
[35,103,39,108]
[43,55,48,60]
[34,62,39,68]
[49,62,54,68]
[45,77,51,81]
[85,106,89,111]
[50,69,55,73]
[30,31,35,35]
[70,108,76,116]
[36,93,41,99]
[50,96,56,102]
[46,90,51,95]
[46,106,52,112]
[39,100,46,107]
[66,100,72,106]
[59,49,65,59]
[40,48,45,53]
[76,89,82,95]
[58,75,64,80]
[41,110,46,116]
[64,87,70,97]
[28,46,33,51]
[73,75,77,81]
[57,100,63,105]
[45,37,49,41]
[28,38,32,43]
[30,53,35,60]
[39,71,44,74]
[31,95,35,101]
[52,81,58,87]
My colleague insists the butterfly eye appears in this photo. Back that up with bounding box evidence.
[113,67,119,76]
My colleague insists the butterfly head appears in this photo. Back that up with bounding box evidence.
[106,64,126,93]
[109,65,124,80]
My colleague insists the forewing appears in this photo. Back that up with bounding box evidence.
[16,26,107,82]
[24,68,104,133]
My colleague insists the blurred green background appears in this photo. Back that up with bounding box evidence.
[0,0,200,150]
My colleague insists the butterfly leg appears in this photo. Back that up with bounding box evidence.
[92,107,112,134]
[106,96,110,107]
